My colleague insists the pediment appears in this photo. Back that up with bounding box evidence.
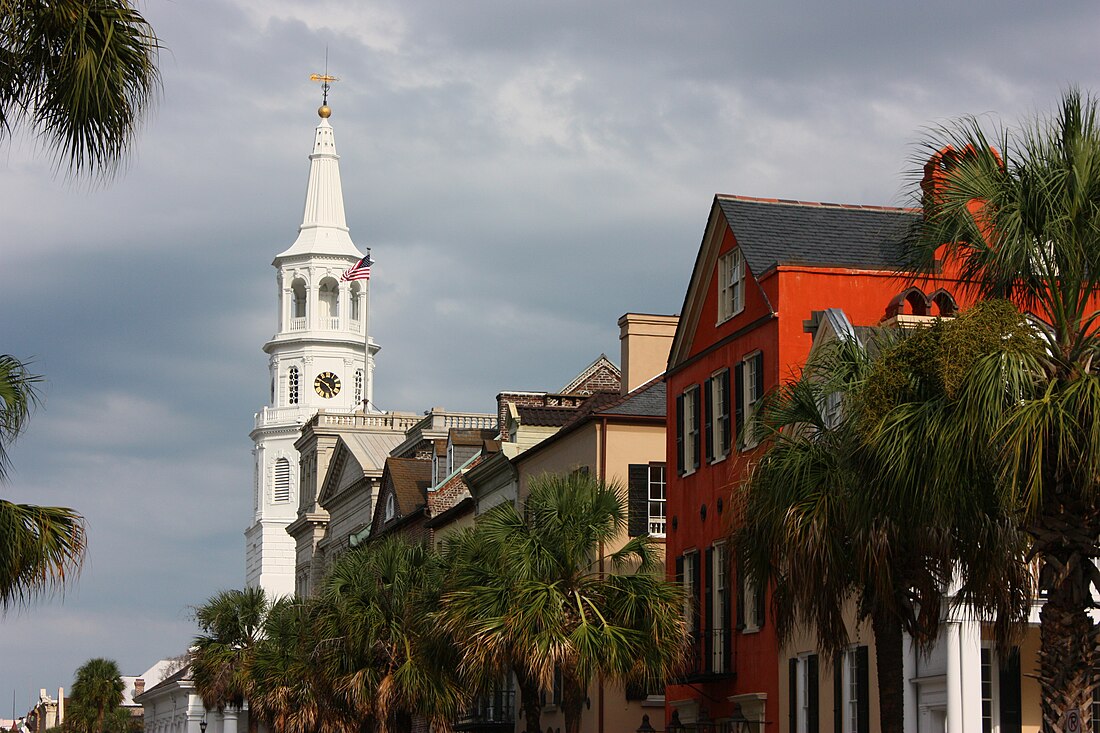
[318,440,365,506]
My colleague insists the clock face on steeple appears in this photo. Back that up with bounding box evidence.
[314,371,341,398]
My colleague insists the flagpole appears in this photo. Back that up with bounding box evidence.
[364,248,373,412]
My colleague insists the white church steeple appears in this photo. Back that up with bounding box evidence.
[245,99,380,597]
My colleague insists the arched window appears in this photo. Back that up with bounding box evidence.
[350,282,362,323]
[291,278,307,319]
[354,369,364,406]
[319,277,339,328]
[274,458,291,502]
[929,288,959,317]
[288,366,299,405]
[385,493,396,521]
[885,287,930,319]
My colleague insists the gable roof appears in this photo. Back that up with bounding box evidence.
[560,353,621,395]
[602,379,666,417]
[716,196,920,274]
[386,457,433,515]
[318,430,406,506]
[669,195,921,372]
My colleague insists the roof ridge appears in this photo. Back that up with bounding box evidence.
[716,193,920,214]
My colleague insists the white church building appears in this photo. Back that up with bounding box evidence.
[245,99,379,597]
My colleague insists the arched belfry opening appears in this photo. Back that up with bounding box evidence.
[291,278,307,328]
[319,277,339,328]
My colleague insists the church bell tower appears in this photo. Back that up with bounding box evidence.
[245,96,379,596]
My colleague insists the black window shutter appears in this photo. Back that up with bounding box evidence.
[675,555,684,584]
[720,369,732,454]
[676,394,685,475]
[691,557,701,641]
[627,464,648,536]
[789,658,798,733]
[755,577,766,628]
[856,646,870,733]
[692,388,702,470]
[704,378,714,463]
[808,654,819,732]
[722,570,732,670]
[704,548,714,672]
[834,655,843,733]
[753,352,765,401]
[734,362,745,442]
[735,554,745,630]
[999,647,1022,733]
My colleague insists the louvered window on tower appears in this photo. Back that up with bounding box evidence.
[289,366,300,404]
[354,369,363,405]
[274,458,291,502]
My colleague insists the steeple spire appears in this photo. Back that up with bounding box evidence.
[276,87,361,259]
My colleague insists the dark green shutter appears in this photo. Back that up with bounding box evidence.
[755,577,766,627]
[627,464,648,536]
[834,655,843,733]
[789,658,798,733]
[856,646,870,733]
[808,654,819,732]
[735,554,745,630]
[675,555,684,584]
[720,369,732,454]
[692,388,702,470]
[753,352,765,401]
[675,394,685,475]
[704,378,714,463]
[999,647,1022,733]
[734,363,745,445]
[704,548,714,672]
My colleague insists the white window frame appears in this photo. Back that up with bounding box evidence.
[741,351,763,450]
[742,570,760,634]
[717,249,746,324]
[842,647,861,733]
[273,457,292,503]
[712,542,728,673]
[709,368,730,463]
[384,493,396,521]
[681,385,700,475]
[796,654,813,733]
[981,645,998,733]
[683,550,698,634]
[648,464,666,537]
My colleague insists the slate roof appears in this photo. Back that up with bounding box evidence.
[602,379,666,417]
[716,196,921,276]
[449,428,498,446]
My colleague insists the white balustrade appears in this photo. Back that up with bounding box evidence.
[289,317,306,331]
[327,316,340,330]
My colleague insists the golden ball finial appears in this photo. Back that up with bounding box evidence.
[318,104,331,119]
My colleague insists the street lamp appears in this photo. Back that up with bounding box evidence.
[728,704,753,733]
[199,718,207,733]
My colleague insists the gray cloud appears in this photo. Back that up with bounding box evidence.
[2,0,1099,713]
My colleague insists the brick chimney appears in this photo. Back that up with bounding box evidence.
[134,679,145,697]
[617,313,679,394]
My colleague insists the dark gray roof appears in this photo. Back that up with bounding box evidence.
[716,196,921,275]
[602,380,666,418]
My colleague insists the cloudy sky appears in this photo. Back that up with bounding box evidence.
[2,0,1099,712]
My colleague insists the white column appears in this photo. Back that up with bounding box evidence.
[945,620,982,733]
[222,708,238,733]
[903,632,918,733]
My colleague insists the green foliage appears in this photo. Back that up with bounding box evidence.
[68,658,125,733]
[0,0,161,177]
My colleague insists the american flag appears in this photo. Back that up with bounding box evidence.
[340,253,372,282]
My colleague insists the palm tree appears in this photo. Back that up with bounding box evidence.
[0,0,161,177]
[69,658,124,733]
[249,597,355,733]
[440,472,687,733]
[0,354,86,610]
[191,587,273,733]
[882,88,1100,731]
[312,536,465,733]
[736,310,1032,733]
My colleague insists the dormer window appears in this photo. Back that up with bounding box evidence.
[447,441,455,475]
[718,249,745,323]
[384,493,396,522]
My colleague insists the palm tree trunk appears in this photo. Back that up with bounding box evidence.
[870,607,904,733]
[560,674,586,733]
[1037,558,1097,732]
[514,667,542,733]
[245,702,258,733]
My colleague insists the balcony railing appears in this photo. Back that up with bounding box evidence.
[325,316,340,330]
[455,690,514,730]
[289,317,306,331]
[680,628,732,680]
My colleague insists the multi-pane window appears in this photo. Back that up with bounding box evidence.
[846,649,860,733]
[981,648,994,733]
[354,369,364,406]
[677,386,701,475]
[712,543,728,673]
[737,352,765,449]
[706,369,731,462]
[273,458,291,502]
[648,464,666,536]
[790,654,818,733]
[681,552,698,633]
[288,366,300,405]
[981,646,1022,733]
[718,249,745,323]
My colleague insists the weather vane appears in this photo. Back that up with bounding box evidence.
[310,48,339,116]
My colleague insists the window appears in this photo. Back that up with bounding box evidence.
[288,366,299,405]
[291,278,307,319]
[676,385,701,475]
[981,646,1021,733]
[737,556,765,633]
[384,493,396,521]
[678,552,699,634]
[705,369,731,463]
[350,282,362,321]
[711,543,729,673]
[273,458,291,502]
[789,654,819,733]
[718,249,745,323]
[836,647,868,733]
[318,277,339,326]
[736,352,765,449]
[648,464,666,536]
[354,369,364,406]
